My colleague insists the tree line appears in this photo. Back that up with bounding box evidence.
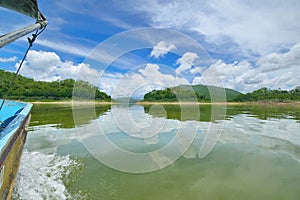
[233,87,300,102]
[0,70,111,101]
[143,85,300,102]
[1,69,299,102]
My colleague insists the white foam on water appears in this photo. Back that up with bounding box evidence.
[12,150,80,200]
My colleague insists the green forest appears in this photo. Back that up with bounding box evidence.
[1,69,299,102]
[234,87,300,102]
[0,70,111,101]
[143,85,300,102]
[143,85,241,102]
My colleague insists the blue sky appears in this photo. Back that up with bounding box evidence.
[1,0,300,98]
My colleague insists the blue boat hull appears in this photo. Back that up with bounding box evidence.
[0,100,32,199]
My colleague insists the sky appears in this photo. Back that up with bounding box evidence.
[0,0,300,98]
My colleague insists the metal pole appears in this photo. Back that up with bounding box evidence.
[0,21,48,48]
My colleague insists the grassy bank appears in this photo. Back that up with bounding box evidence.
[137,101,300,106]
[27,100,300,106]
[30,101,114,105]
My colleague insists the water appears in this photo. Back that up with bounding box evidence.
[12,104,300,199]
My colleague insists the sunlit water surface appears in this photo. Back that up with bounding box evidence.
[12,104,300,200]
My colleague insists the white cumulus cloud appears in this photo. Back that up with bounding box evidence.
[0,56,17,63]
[193,42,300,93]
[110,63,189,98]
[150,41,176,58]
[127,0,300,56]
[18,50,102,85]
[175,52,199,74]
[257,42,300,72]
[15,50,189,98]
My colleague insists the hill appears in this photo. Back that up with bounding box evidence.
[233,87,300,102]
[189,84,241,101]
[0,70,111,101]
[113,97,138,104]
[143,84,242,102]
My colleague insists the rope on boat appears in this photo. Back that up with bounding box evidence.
[0,26,46,110]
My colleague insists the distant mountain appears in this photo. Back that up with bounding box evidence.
[113,97,138,103]
[0,70,111,101]
[188,84,242,101]
[143,84,242,102]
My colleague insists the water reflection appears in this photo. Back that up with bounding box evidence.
[28,104,300,156]
[30,104,111,128]
[240,104,300,121]
[26,104,111,153]
[144,104,300,122]
[30,104,300,130]
[20,103,300,199]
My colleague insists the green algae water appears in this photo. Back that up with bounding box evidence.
[12,104,300,200]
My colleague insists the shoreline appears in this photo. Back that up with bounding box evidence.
[29,101,300,106]
[30,101,114,105]
[137,101,300,106]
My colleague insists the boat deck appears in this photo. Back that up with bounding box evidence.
[0,100,32,151]
[0,101,26,131]
[0,100,32,199]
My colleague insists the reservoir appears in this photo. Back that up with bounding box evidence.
[12,103,300,200]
